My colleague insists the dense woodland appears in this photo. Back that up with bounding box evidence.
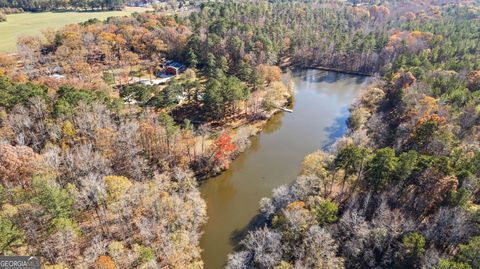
[227,1,480,269]
[0,2,290,268]
[0,0,479,268]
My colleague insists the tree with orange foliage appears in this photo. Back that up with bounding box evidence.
[369,5,390,21]
[258,65,282,86]
[0,53,16,76]
[286,201,306,211]
[95,255,116,269]
[0,144,38,189]
[416,114,446,128]
[212,132,237,169]
[393,71,416,89]
[411,114,450,155]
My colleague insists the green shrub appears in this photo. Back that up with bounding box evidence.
[435,260,472,269]
[365,147,398,191]
[137,246,155,264]
[0,217,24,253]
[395,232,426,268]
[306,197,338,225]
[457,236,480,269]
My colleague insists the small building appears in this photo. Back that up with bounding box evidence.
[164,61,186,76]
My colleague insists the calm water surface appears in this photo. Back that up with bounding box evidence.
[200,69,369,269]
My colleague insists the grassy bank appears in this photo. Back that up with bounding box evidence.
[0,7,151,52]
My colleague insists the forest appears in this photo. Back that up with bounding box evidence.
[0,4,290,268]
[0,0,479,268]
[225,1,480,269]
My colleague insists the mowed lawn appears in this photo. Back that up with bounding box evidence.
[0,7,151,52]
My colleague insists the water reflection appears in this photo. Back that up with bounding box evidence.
[229,211,267,251]
[324,106,351,148]
[262,112,284,134]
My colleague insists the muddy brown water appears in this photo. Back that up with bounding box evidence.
[200,69,369,269]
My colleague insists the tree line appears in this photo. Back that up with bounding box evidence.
[0,0,126,11]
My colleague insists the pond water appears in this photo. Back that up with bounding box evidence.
[200,69,369,269]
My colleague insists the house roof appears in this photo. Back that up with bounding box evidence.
[166,61,185,69]
[49,74,65,79]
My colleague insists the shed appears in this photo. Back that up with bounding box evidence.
[164,61,186,76]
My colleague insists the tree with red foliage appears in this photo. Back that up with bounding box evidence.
[213,132,237,169]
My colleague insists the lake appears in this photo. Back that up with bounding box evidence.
[200,69,370,269]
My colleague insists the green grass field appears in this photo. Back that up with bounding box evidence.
[0,7,151,52]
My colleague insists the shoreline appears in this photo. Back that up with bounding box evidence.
[198,67,370,269]
[197,67,371,183]
[196,101,290,182]
[279,56,375,77]
[294,65,374,77]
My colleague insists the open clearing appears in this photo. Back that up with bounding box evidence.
[0,7,151,52]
